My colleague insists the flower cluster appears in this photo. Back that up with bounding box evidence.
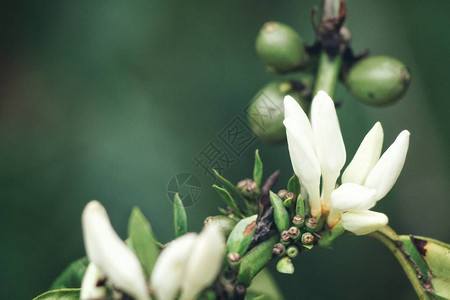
[283,91,410,235]
[80,200,225,300]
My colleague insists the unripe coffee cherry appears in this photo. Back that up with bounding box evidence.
[256,22,308,73]
[247,80,310,144]
[345,56,411,106]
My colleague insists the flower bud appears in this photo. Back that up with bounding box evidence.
[227,252,241,271]
[81,201,149,300]
[286,246,299,258]
[204,215,237,237]
[345,56,411,106]
[277,189,288,198]
[248,80,310,144]
[276,257,295,274]
[287,226,300,240]
[273,243,286,256]
[301,232,314,245]
[305,218,317,233]
[236,179,260,199]
[80,263,106,300]
[364,130,410,201]
[151,233,197,300]
[292,214,305,228]
[256,22,308,73]
[341,210,388,235]
[181,224,226,300]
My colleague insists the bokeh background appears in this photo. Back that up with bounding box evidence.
[1,0,449,299]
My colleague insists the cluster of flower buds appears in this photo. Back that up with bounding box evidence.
[283,91,410,237]
[80,200,225,300]
[269,189,319,274]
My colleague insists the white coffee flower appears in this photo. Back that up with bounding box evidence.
[284,91,345,217]
[180,224,226,300]
[82,200,149,300]
[284,91,410,235]
[151,233,198,300]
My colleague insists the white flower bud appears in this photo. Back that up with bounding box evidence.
[180,224,225,300]
[80,263,106,300]
[331,183,377,211]
[284,117,321,217]
[284,95,315,147]
[364,130,410,201]
[151,233,198,300]
[342,122,384,185]
[341,210,388,235]
[310,90,346,211]
[82,201,149,300]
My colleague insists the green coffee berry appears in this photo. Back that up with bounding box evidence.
[247,80,310,144]
[345,56,411,106]
[256,22,308,73]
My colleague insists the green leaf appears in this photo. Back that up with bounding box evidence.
[253,149,263,187]
[212,184,244,218]
[128,207,159,278]
[226,214,257,256]
[212,169,247,203]
[287,175,300,196]
[238,233,279,286]
[269,191,290,232]
[33,289,80,300]
[408,236,450,298]
[399,236,431,282]
[50,257,88,289]
[174,193,187,237]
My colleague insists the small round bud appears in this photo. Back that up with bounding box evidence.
[301,232,314,245]
[236,179,260,199]
[305,218,317,233]
[277,189,288,198]
[287,226,300,240]
[256,22,308,73]
[227,252,240,263]
[247,80,310,144]
[273,243,286,256]
[286,246,299,258]
[345,56,411,106]
[227,252,241,272]
[281,230,290,244]
[285,192,295,200]
[292,215,305,228]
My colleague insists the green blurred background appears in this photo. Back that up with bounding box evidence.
[1,0,449,299]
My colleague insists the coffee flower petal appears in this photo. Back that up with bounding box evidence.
[342,122,384,185]
[284,95,315,147]
[151,233,198,300]
[364,130,410,201]
[284,117,321,217]
[82,201,149,300]
[80,263,106,300]
[331,183,377,211]
[310,90,346,210]
[341,210,388,235]
[180,224,225,300]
